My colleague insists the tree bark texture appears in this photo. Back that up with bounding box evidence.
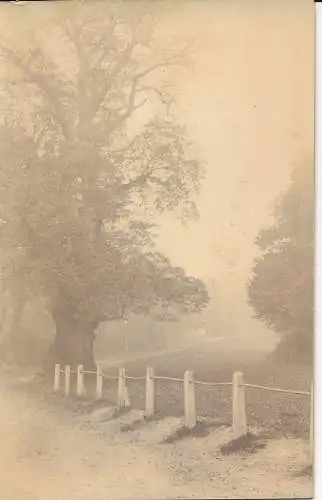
[43,312,97,372]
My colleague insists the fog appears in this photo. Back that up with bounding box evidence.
[0,4,314,497]
[0,0,314,355]
[156,0,314,275]
[153,0,314,348]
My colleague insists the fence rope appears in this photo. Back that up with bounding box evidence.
[242,383,310,396]
[102,374,118,381]
[61,367,311,397]
[153,375,184,383]
[194,380,232,387]
[54,366,312,455]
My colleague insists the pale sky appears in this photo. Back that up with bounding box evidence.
[153,0,314,299]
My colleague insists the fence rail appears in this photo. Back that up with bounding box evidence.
[125,376,146,381]
[102,375,118,381]
[242,383,310,396]
[153,375,184,383]
[194,380,232,387]
[52,362,313,463]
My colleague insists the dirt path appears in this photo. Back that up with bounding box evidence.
[0,388,185,500]
[0,384,313,499]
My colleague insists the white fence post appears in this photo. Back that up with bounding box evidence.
[96,365,103,400]
[64,365,71,398]
[232,371,247,439]
[145,366,155,418]
[54,363,60,393]
[310,380,314,463]
[117,367,130,409]
[76,364,85,397]
[184,370,196,429]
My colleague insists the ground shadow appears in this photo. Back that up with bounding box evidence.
[220,432,267,456]
[161,419,228,444]
[120,409,168,432]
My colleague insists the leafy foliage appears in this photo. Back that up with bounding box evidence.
[0,3,209,362]
[247,160,314,362]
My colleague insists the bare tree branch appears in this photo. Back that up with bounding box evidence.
[90,39,136,115]
[103,60,177,136]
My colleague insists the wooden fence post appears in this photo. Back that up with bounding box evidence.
[117,367,130,409]
[310,380,314,463]
[145,366,155,418]
[76,364,85,397]
[64,365,71,398]
[96,365,103,400]
[232,371,247,439]
[54,363,60,393]
[184,370,196,429]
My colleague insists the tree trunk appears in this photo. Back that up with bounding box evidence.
[270,331,313,365]
[43,313,96,373]
[0,294,26,366]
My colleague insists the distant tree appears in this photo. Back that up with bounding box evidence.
[247,160,314,363]
[0,289,27,365]
[0,2,209,370]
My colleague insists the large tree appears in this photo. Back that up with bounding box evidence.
[0,2,209,370]
[247,160,314,363]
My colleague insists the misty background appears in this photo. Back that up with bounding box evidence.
[0,0,314,364]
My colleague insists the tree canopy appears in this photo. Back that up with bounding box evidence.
[247,160,314,363]
[0,2,209,369]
